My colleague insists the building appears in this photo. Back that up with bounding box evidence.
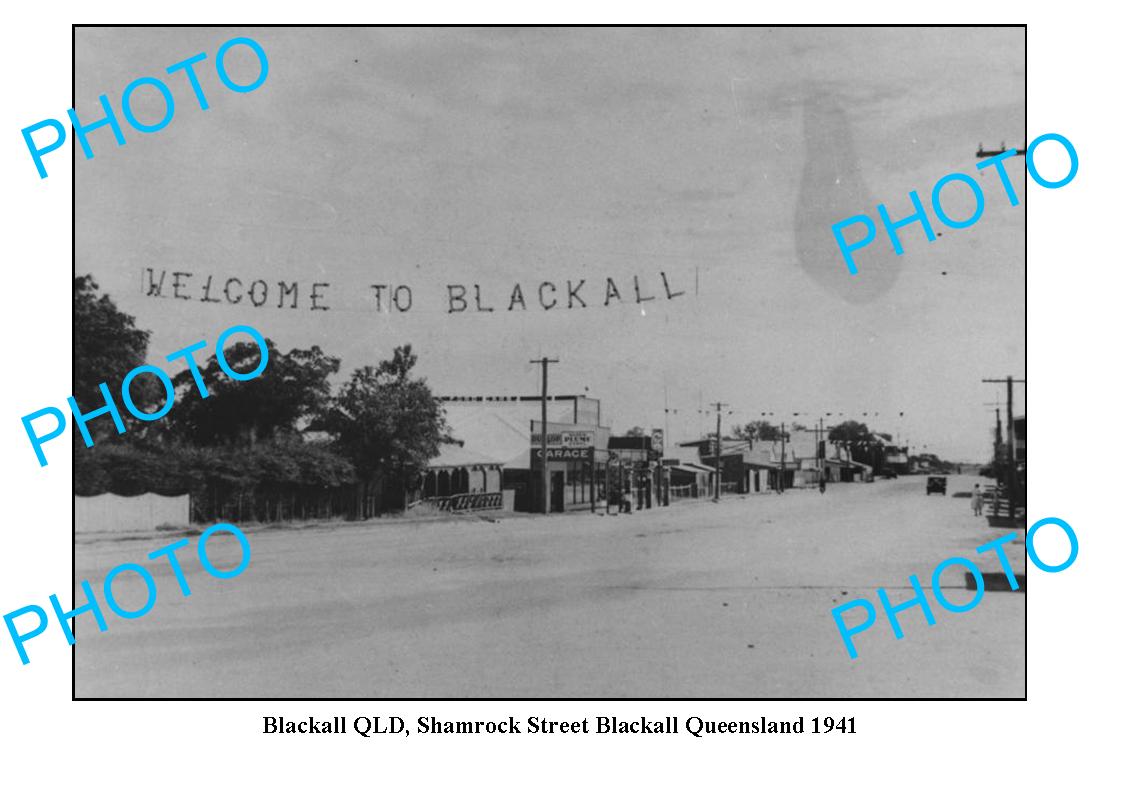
[607,434,665,509]
[425,395,610,513]
[679,437,781,494]
[419,444,506,500]
[680,431,869,493]
[662,444,716,499]
[519,419,611,512]
[883,444,909,475]
[1013,414,1026,516]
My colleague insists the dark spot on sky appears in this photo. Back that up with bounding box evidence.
[795,95,899,303]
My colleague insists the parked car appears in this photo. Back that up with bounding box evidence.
[926,476,947,495]
[880,470,898,479]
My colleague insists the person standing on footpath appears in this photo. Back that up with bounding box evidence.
[971,483,985,517]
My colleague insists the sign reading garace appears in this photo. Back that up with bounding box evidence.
[531,448,593,463]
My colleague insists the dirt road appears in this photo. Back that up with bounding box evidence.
[74,474,1024,697]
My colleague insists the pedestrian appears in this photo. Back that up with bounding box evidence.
[819,474,826,494]
[971,483,984,517]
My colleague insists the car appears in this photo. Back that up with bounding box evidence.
[926,476,947,495]
[880,471,898,479]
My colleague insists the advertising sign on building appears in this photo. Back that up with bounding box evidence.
[530,447,593,466]
[530,430,594,448]
[426,493,504,511]
[652,428,664,453]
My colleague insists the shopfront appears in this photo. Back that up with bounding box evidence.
[607,434,667,509]
[524,421,611,512]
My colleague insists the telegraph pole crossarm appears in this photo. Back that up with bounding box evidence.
[976,142,1026,158]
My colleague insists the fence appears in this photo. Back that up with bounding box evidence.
[76,493,190,533]
[983,485,1025,524]
[188,484,363,525]
[419,490,514,513]
[670,484,708,500]
[425,492,502,511]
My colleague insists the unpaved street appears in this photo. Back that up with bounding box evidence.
[75,475,1024,698]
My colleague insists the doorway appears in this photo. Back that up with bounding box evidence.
[550,471,565,513]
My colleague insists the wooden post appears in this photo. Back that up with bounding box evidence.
[590,447,596,514]
[780,423,786,494]
[530,357,559,514]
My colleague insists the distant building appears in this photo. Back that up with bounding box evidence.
[1013,414,1026,514]
[884,444,909,475]
[661,444,715,499]
[679,431,869,492]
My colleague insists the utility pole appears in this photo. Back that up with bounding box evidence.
[817,417,824,477]
[663,385,676,508]
[711,402,724,501]
[607,455,613,514]
[531,357,559,514]
[973,142,1025,521]
[590,445,597,515]
[983,402,1003,459]
[779,422,786,494]
[983,376,1025,523]
[663,384,674,450]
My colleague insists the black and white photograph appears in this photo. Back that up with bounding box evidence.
[71,25,1026,698]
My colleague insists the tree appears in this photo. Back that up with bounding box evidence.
[74,275,152,410]
[624,426,646,437]
[732,420,785,444]
[76,437,358,522]
[828,420,873,446]
[320,344,448,512]
[166,341,340,447]
[829,420,891,469]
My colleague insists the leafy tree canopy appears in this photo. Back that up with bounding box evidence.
[828,420,874,445]
[166,340,340,446]
[320,344,448,482]
[732,420,786,442]
[74,275,151,409]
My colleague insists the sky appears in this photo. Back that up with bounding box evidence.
[75,26,1025,462]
